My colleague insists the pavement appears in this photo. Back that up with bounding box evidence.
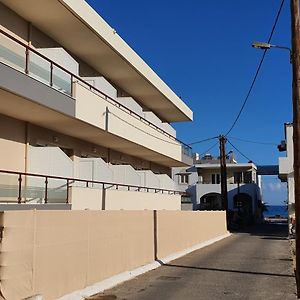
[88,223,297,300]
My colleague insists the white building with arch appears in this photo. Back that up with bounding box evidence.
[173,155,262,221]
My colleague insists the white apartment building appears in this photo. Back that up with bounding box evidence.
[173,154,262,221]
[278,123,294,213]
[0,0,193,210]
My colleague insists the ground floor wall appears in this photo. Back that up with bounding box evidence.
[188,183,261,217]
[0,210,227,300]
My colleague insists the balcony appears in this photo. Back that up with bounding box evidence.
[278,157,291,181]
[0,169,182,211]
[0,29,192,166]
[75,82,184,161]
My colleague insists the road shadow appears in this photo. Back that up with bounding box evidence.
[229,223,289,238]
[161,263,294,278]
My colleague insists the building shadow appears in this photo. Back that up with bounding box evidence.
[229,223,289,238]
[161,263,294,278]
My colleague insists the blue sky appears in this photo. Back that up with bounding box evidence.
[87,0,290,205]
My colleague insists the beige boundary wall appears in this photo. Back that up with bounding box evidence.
[0,210,227,300]
[70,187,181,211]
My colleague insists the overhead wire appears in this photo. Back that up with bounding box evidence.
[225,0,286,136]
[228,136,278,146]
[199,141,219,157]
[188,136,218,146]
[227,139,254,163]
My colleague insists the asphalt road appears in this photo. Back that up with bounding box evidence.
[89,224,296,300]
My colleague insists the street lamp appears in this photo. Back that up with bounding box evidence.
[252,41,292,63]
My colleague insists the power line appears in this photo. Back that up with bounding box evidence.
[225,0,286,136]
[199,141,219,157]
[188,136,218,146]
[227,139,254,163]
[228,136,278,146]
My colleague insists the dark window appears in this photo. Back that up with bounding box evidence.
[180,174,189,184]
[234,172,242,183]
[211,174,220,184]
[243,171,252,183]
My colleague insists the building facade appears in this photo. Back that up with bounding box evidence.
[278,123,294,216]
[0,0,193,210]
[173,154,262,221]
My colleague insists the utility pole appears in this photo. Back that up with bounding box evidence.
[219,135,228,218]
[291,0,300,296]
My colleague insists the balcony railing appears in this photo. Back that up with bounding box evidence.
[0,169,183,204]
[0,29,192,157]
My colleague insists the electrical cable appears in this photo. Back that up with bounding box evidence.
[188,136,218,146]
[227,139,254,163]
[225,0,286,136]
[199,141,219,157]
[228,136,278,146]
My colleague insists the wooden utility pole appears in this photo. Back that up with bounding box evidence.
[219,135,228,214]
[291,0,300,296]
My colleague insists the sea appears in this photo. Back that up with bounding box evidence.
[263,205,288,218]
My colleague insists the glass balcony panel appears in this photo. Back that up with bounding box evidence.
[182,144,193,158]
[47,178,67,203]
[53,65,72,96]
[25,176,67,203]
[0,173,20,203]
[0,34,25,72]
[29,51,51,85]
[24,175,46,203]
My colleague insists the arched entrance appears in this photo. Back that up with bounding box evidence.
[233,193,253,221]
[200,193,222,210]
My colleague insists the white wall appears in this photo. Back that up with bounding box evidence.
[27,146,73,177]
[83,76,117,100]
[117,96,143,116]
[137,170,160,189]
[144,111,175,137]
[37,47,79,75]
[110,164,141,189]
[288,174,295,204]
[156,174,177,191]
[194,183,260,212]
[171,166,198,193]
[75,157,113,184]
[27,146,73,202]
[278,124,294,207]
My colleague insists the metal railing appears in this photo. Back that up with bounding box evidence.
[0,170,183,204]
[0,29,193,157]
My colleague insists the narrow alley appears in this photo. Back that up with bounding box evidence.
[90,224,296,300]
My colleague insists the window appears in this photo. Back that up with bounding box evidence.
[243,171,252,183]
[211,174,220,184]
[179,174,189,184]
[181,196,192,203]
[234,172,242,183]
